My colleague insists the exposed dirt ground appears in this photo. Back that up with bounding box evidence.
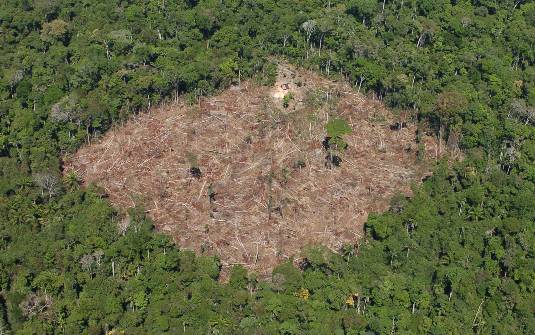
[65,63,439,278]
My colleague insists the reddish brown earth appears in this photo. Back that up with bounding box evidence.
[65,64,439,278]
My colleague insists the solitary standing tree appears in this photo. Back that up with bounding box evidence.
[324,118,352,167]
[301,20,316,59]
[33,173,61,200]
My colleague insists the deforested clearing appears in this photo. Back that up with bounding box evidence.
[65,64,440,277]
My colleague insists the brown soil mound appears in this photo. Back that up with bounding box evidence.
[65,64,438,278]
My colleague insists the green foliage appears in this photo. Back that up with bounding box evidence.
[1,0,534,334]
[326,118,352,139]
[282,92,294,108]
[326,118,352,151]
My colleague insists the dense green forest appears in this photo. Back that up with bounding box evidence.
[1,0,534,334]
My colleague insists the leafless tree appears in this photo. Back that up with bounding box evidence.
[416,19,437,48]
[301,20,316,59]
[9,70,24,89]
[500,139,522,174]
[50,95,81,124]
[513,0,525,10]
[19,293,52,320]
[118,215,131,236]
[80,254,95,273]
[282,32,290,48]
[94,250,104,268]
[509,99,535,125]
[301,20,316,45]
[7,69,24,97]
[33,173,60,200]
[461,16,472,28]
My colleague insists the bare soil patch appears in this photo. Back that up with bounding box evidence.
[65,64,438,278]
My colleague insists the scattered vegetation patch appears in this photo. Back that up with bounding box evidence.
[282,92,294,108]
[324,118,352,168]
